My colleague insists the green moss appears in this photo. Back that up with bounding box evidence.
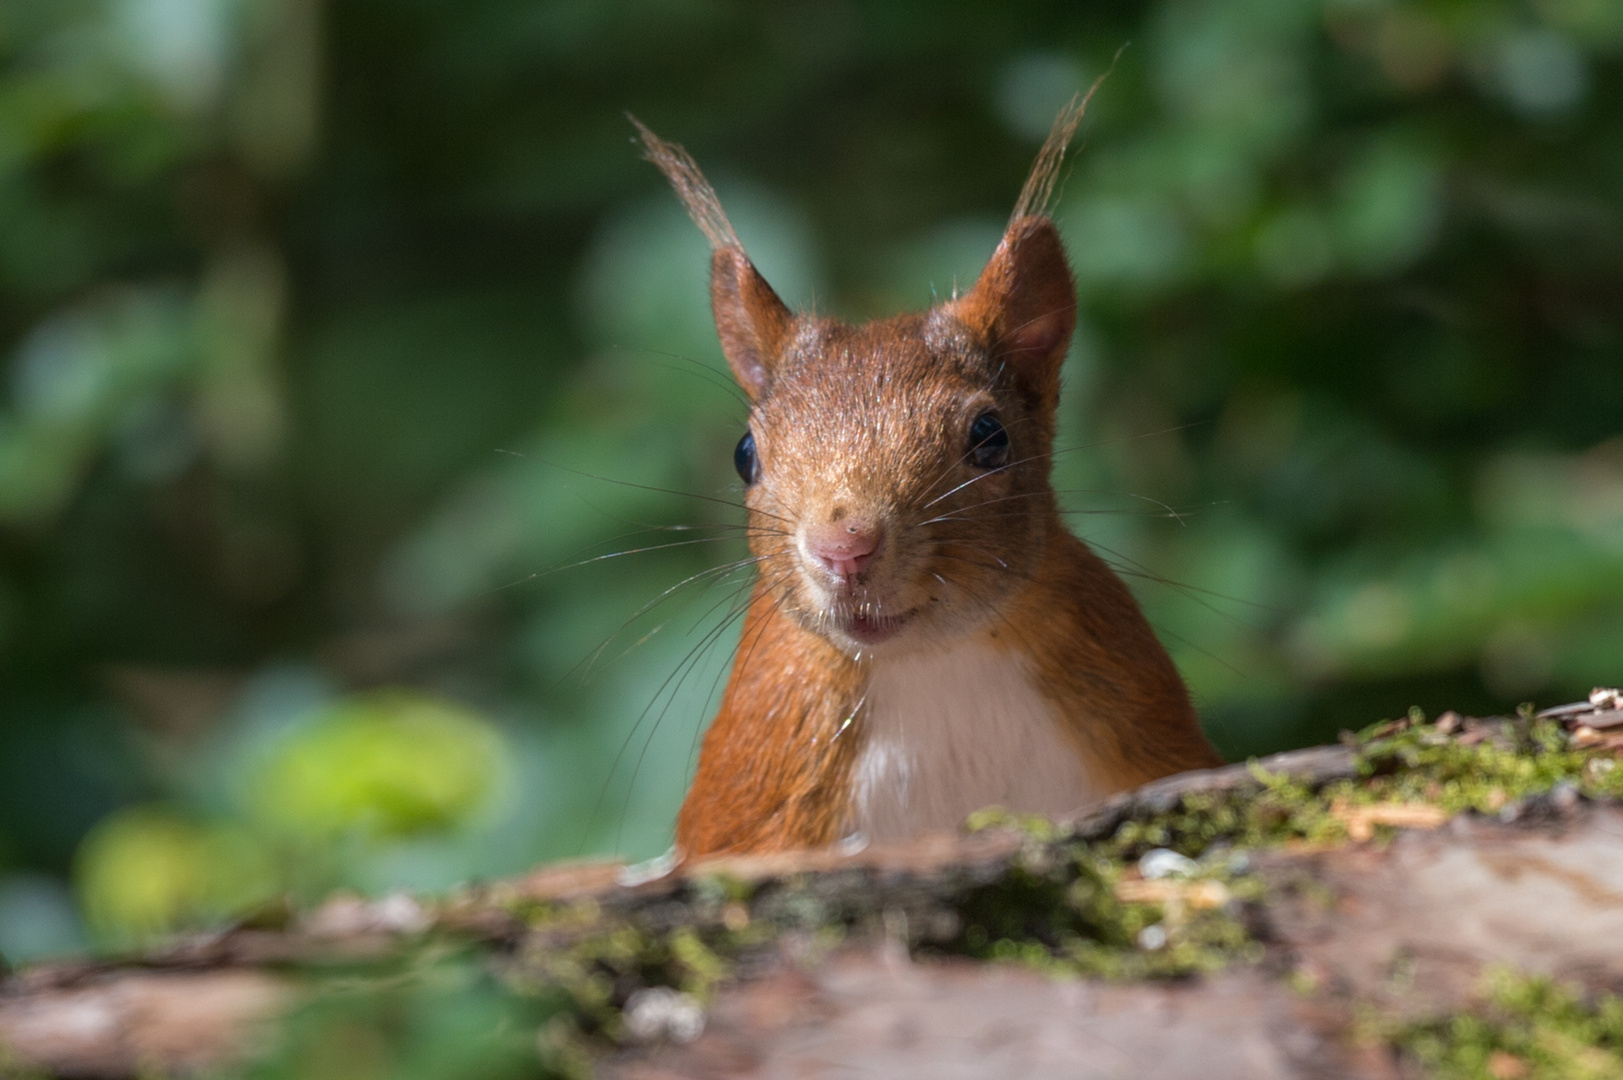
[1381,969,1623,1079]
[687,871,758,905]
[1356,713,1597,807]
[965,806,1066,841]
[1100,711,1614,863]
[1102,767,1342,859]
[945,708,1615,982]
[937,839,1264,979]
[0,1047,49,1080]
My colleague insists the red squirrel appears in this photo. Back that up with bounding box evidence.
[634,97,1222,859]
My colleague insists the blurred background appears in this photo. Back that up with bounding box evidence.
[0,0,1620,960]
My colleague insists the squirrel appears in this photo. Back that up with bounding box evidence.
[632,95,1222,859]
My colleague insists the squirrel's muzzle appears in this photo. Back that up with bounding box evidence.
[802,519,883,584]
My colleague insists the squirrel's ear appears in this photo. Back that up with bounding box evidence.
[631,116,789,399]
[710,247,790,400]
[951,217,1076,402]
[950,83,1102,403]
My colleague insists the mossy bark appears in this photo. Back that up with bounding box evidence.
[5,700,1623,1079]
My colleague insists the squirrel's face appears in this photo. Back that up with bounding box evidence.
[687,215,1076,659]
[737,311,1058,656]
[634,122,1080,657]
[635,117,1085,657]
[632,117,1079,657]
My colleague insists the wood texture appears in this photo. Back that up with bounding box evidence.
[6,719,1621,1080]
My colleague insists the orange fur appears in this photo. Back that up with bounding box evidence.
[998,523,1222,791]
[675,582,866,855]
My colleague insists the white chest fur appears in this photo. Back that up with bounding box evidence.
[849,637,1097,841]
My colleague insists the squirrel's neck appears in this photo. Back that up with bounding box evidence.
[849,632,1097,841]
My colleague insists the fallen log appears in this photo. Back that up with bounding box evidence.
[4,695,1622,1079]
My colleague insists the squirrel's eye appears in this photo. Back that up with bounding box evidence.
[967,412,1009,469]
[734,429,760,485]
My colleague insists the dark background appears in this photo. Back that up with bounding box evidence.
[1,0,1620,954]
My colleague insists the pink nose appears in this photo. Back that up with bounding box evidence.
[806,522,882,582]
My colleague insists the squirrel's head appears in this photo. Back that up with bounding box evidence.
[635,99,1088,657]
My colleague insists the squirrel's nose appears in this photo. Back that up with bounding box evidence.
[805,521,882,582]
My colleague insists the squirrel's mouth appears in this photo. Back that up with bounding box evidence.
[831,607,918,646]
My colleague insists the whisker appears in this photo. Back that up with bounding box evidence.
[916,412,1043,508]
[681,565,801,810]
[1150,622,1251,681]
[920,458,1019,511]
[1109,564,1279,613]
[921,506,1193,529]
[1119,491,1187,525]
[590,561,798,853]
[538,459,798,526]
[615,584,766,853]
[600,600,752,854]
[564,555,768,686]
[633,349,753,412]
[485,535,773,598]
[589,558,802,854]
[932,563,1027,640]
[589,558,777,675]
[1082,538,1276,623]
[920,420,1212,515]
[928,550,1033,583]
[917,494,1208,528]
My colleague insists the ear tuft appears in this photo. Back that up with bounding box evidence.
[953,66,1120,402]
[1009,48,1120,222]
[632,117,791,400]
[631,115,741,251]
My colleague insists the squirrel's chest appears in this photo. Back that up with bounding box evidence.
[848,638,1097,842]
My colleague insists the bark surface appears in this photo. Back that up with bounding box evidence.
[5,699,1623,1079]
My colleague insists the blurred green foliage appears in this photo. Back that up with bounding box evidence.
[249,690,504,841]
[68,688,505,944]
[0,0,1619,969]
[75,804,275,945]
